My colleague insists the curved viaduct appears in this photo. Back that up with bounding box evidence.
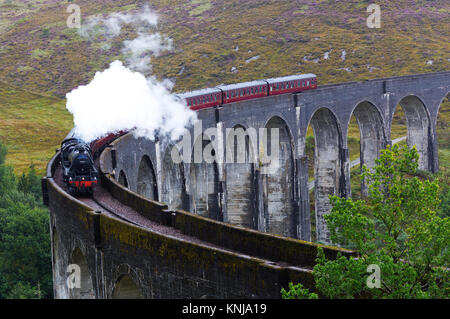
[44,71,449,298]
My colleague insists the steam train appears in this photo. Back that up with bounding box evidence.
[61,131,98,195]
[61,73,317,195]
[176,73,317,111]
[61,129,126,195]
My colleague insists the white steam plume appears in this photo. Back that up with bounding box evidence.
[67,7,196,143]
[78,5,169,74]
[66,61,196,142]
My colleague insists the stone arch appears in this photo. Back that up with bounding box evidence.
[112,275,144,299]
[189,134,221,220]
[436,93,449,170]
[348,101,385,196]
[393,95,431,170]
[161,145,188,210]
[51,226,62,298]
[437,92,450,115]
[307,107,343,244]
[118,170,129,188]
[52,226,59,273]
[137,155,158,200]
[225,124,256,229]
[68,247,95,299]
[261,116,296,238]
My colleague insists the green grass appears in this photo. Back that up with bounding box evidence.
[0,81,72,175]
[0,1,448,97]
[0,0,448,178]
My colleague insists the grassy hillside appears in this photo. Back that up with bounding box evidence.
[0,0,448,96]
[0,0,448,174]
[0,81,71,174]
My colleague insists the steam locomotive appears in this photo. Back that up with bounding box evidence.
[61,130,98,195]
[60,73,317,196]
[61,129,127,195]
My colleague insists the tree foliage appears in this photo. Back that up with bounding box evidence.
[283,145,449,299]
[0,143,52,299]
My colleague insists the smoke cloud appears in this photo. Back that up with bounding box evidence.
[67,61,196,142]
[67,7,196,143]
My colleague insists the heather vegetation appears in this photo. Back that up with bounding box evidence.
[0,0,448,97]
[0,0,448,174]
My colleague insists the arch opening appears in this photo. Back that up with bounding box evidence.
[348,101,385,197]
[225,125,256,229]
[437,94,449,171]
[118,170,129,188]
[161,146,188,210]
[189,135,221,220]
[261,117,296,238]
[394,95,431,171]
[306,108,342,244]
[137,155,158,200]
[112,275,144,299]
[68,248,95,299]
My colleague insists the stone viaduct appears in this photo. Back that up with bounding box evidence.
[44,71,449,298]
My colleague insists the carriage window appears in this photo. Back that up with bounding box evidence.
[307,81,310,86]
[241,89,244,97]
[287,82,290,89]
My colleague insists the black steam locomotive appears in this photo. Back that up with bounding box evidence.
[61,130,98,195]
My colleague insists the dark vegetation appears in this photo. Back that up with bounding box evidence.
[283,145,449,299]
[0,143,52,299]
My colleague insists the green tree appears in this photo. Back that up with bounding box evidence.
[0,143,52,298]
[17,164,42,201]
[281,283,318,299]
[283,145,449,298]
[0,204,52,298]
